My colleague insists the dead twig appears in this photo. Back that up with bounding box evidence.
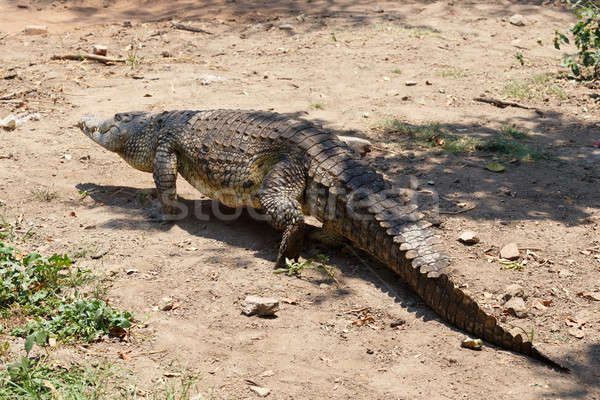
[0,88,36,100]
[473,96,544,115]
[50,54,126,64]
[439,205,477,214]
[172,22,213,35]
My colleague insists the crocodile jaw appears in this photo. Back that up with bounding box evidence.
[78,114,120,152]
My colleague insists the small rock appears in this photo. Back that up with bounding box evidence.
[260,370,275,377]
[458,230,479,245]
[503,283,524,300]
[568,328,584,339]
[500,242,520,260]
[92,45,107,56]
[161,50,172,57]
[48,338,57,347]
[504,296,527,318]
[372,5,384,13]
[241,296,279,316]
[160,297,179,311]
[405,80,417,86]
[23,25,48,35]
[123,20,132,28]
[278,24,294,31]
[461,337,483,351]
[509,14,526,26]
[558,269,573,278]
[0,115,17,131]
[249,385,271,397]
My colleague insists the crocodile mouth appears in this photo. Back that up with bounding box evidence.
[77,115,115,135]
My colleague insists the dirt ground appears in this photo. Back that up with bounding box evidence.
[1,0,599,398]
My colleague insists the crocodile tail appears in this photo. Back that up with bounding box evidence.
[304,161,567,371]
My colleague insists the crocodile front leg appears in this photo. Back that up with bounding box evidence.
[257,158,307,268]
[153,141,184,220]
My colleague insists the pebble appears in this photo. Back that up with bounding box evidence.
[461,337,483,350]
[558,269,573,278]
[279,24,294,31]
[405,80,417,86]
[500,242,520,260]
[92,45,107,56]
[568,328,584,339]
[504,296,527,318]
[241,296,279,316]
[23,25,48,35]
[0,115,17,131]
[509,14,526,26]
[458,230,479,245]
[249,385,271,397]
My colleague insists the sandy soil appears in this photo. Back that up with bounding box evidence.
[0,0,599,399]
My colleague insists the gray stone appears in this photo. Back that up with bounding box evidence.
[503,283,524,301]
[500,242,520,260]
[405,80,417,86]
[458,230,479,245]
[509,14,526,26]
[504,296,527,318]
[278,24,294,31]
[242,296,279,316]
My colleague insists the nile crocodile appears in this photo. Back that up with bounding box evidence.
[78,109,566,370]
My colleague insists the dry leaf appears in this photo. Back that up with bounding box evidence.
[532,300,546,310]
[352,315,375,326]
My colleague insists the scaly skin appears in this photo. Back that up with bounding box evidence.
[78,109,567,371]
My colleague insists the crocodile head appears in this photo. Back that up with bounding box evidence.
[78,112,151,153]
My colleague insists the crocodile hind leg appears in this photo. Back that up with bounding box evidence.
[257,159,307,268]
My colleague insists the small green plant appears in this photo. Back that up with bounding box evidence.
[391,68,402,74]
[31,187,57,202]
[481,137,546,161]
[0,353,115,400]
[274,254,339,285]
[515,52,525,66]
[0,215,35,242]
[126,51,145,69]
[310,103,325,110]
[330,32,337,42]
[374,119,547,160]
[500,126,527,139]
[12,299,133,343]
[78,189,89,199]
[501,73,567,100]
[0,241,133,343]
[554,0,600,79]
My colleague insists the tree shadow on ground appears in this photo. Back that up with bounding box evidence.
[4,0,575,32]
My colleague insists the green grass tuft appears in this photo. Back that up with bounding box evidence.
[502,73,567,100]
[374,119,547,160]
